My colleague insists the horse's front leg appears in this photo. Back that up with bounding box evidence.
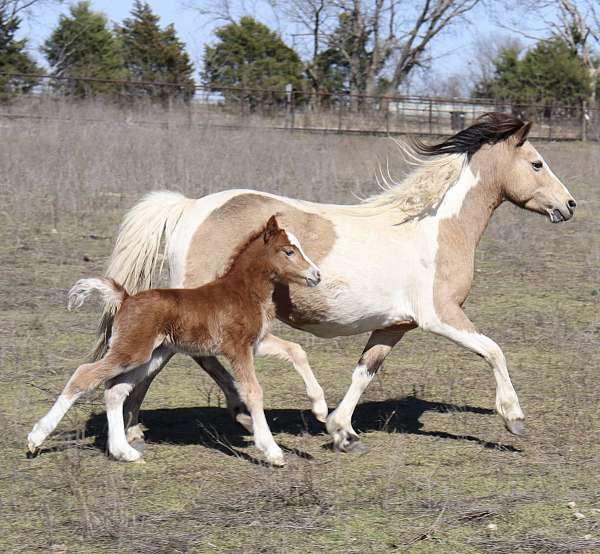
[255,333,328,423]
[326,325,411,452]
[424,305,525,434]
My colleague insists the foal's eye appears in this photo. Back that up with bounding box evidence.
[284,249,294,257]
[532,160,543,171]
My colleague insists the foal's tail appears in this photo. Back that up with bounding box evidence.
[91,191,192,360]
[68,277,128,312]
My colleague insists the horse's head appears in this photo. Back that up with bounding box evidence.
[492,121,576,223]
[263,215,321,287]
[416,113,577,224]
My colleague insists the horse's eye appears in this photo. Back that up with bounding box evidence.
[284,249,294,257]
[532,160,543,171]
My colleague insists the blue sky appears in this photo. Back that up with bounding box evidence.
[17,0,540,92]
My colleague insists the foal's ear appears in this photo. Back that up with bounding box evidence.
[263,215,280,243]
[513,121,532,147]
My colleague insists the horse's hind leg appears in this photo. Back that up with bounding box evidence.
[122,355,251,440]
[193,355,252,431]
[27,356,123,454]
[326,326,410,452]
[106,347,173,462]
[256,334,328,423]
[123,373,159,444]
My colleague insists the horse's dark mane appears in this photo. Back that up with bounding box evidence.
[413,112,528,158]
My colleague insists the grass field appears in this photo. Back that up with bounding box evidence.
[1,106,599,553]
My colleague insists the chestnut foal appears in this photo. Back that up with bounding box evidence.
[27,216,321,466]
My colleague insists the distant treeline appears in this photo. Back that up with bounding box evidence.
[1,0,599,107]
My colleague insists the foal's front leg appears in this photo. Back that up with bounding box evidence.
[424,305,525,434]
[230,347,284,466]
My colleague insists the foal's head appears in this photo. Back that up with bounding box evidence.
[262,216,321,287]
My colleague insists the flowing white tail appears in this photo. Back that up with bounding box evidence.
[92,191,192,359]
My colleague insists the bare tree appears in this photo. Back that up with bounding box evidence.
[270,0,337,96]
[329,0,480,98]
[466,34,524,94]
[0,0,58,23]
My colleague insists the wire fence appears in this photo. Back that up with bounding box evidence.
[1,73,599,141]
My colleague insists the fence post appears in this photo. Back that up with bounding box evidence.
[285,83,292,129]
[428,99,433,134]
[581,100,587,142]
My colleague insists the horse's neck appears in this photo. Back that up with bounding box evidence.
[433,163,503,250]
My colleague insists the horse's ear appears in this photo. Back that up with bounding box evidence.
[513,121,532,147]
[264,215,280,243]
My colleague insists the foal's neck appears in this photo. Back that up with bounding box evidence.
[222,237,276,300]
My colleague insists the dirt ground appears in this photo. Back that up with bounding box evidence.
[1,110,599,553]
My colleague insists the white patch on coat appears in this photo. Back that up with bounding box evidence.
[436,162,478,220]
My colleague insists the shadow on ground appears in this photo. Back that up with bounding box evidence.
[81,396,519,461]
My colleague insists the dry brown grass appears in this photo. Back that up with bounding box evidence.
[1,99,599,553]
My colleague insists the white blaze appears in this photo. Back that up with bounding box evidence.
[285,230,319,272]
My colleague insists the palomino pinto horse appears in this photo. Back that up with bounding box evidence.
[94,113,576,455]
[28,216,321,465]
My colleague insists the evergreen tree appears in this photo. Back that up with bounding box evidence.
[203,17,305,106]
[0,8,40,98]
[118,1,195,101]
[43,1,126,97]
[314,12,373,99]
[473,38,591,108]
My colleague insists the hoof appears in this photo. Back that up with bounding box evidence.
[27,434,42,456]
[332,430,369,454]
[26,447,40,459]
[505,419,526,436]
[267,454,286,467]
[235,412,253,433]
[110,446,143,463]
[130,439,146,454]
[126,424,145,444]
[344,440,369,455]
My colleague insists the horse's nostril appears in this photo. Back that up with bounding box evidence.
[567,199,577,210]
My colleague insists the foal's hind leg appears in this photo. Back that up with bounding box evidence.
[106,347,173,462]
[256,334,328,423]
[28,355,125,454]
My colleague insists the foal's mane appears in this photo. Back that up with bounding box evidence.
[218,219,272,278]
[352,112,526,224]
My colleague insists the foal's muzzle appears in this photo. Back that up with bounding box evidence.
[306,268,321,287]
